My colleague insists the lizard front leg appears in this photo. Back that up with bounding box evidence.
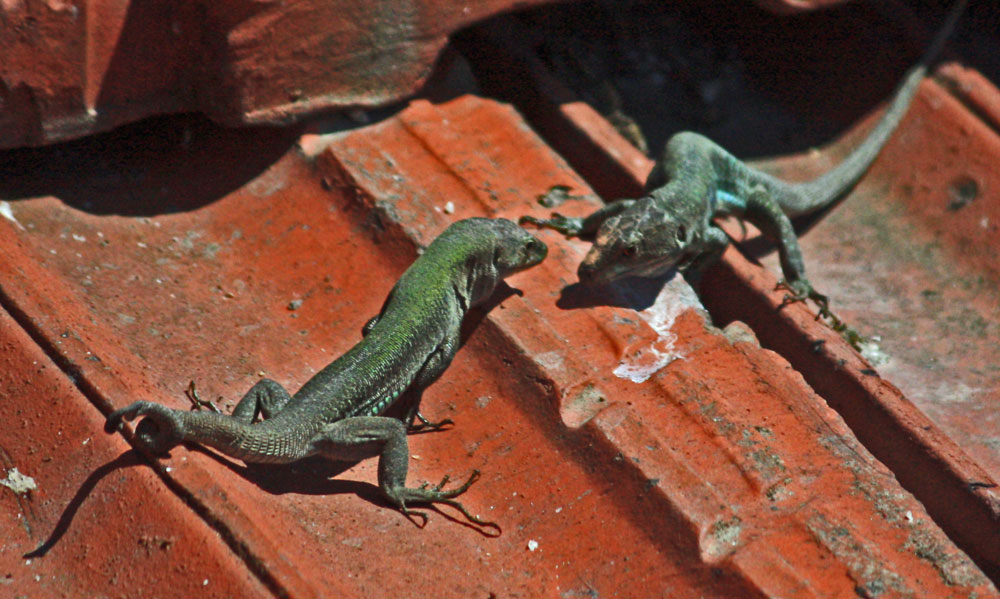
[520,199,635,238]
[406,406,454,433]
[310,416,498,532]
[681,225,730,287]
[390,389,453,433]
[743,185,829,311]
[401,338,459,432]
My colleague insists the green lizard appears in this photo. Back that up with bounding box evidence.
[105,217,547,528]
[522,0,965,309]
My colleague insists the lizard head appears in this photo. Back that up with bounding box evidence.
[442,218,546,308]
[578,206,695,285]
[487,218,549,277]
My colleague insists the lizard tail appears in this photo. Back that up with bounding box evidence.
[784,0,966,217]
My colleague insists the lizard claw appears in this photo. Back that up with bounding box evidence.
[791,284,869,352]
[407,411,454,434]
[384,470,500,535]
[777,279,830,318]
[776,279,868,352]
[429,473,452,494]
[185,380,221,413]
[105,401,185,454]
[519,213,584,237]
[398,506,430,529]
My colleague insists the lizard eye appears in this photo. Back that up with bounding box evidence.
[675,225,688,245]
[622,244,637,258]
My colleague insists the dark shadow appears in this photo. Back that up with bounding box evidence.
[456,0,996,175]
[187,445,497,535]
[458,1,893,162]
[192,447,496,533]
[0,113,303,216]
[731,234,774,266]
[303,104,407,134]
[733,208,834,264]
[23,452,143,558]
[0,0,437,217]
[186,447,373,498]
[555,271,676,312]
[460,280,523,339]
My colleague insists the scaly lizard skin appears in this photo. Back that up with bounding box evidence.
[522,0,965,308]
[106,218,547,528]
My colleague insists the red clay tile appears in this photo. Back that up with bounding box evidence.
[0,0,559,149]
[942,64,1000,134]
[0,90,996,597]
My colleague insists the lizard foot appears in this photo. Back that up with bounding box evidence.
[407,411,454,434]
[105,401,184,454]
[185,380,221,413]
[519,213,584,238]
[777,280,868,352]
[777,279,831,319]
[386,470,501,535]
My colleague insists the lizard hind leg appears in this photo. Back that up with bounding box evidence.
[229,378,294,424]
[311,416,498,532]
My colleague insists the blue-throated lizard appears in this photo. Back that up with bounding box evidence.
[522,0,965,311]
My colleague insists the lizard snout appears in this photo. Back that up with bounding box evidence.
[577,260,612,285]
